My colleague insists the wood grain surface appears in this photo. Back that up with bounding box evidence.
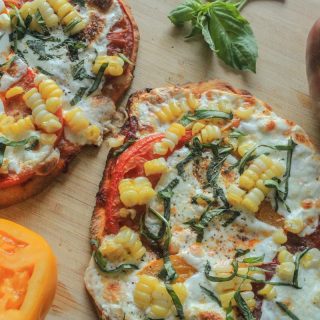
[1,0,320,319]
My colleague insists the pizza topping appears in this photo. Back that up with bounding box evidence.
[119,177,156,208]
[133,275,187,319]
[153,123,186,155]
[99,226,146,263]
[92,55,125,77]
[144,157,168,176]
[272,229,287,245]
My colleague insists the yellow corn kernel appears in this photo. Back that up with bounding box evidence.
[227,184,246,207]
[144,158,168,176]
[119,208,136,219]
[64,107,89,133]
[242,188,265,213]
[45,97,61,113]
[198,125,221,143]
[301,248,320,269]
[168,122,186,136]
[153,142,168,155]
[120,189,139,207]
[39,133,57,145]
[238,141,256,157]
[107,63,124,76]
[186,93,199,110]
[84,125,101,143]
[272,229,287,245]
[277,249,294,263]
[0,13,11,30]
[108,136,125,148]
[284,217,304,234]
[258,285,277,300]
[5,86,24,99]
[256,179,270,195]
[217,100,232,113]
[235,106,254,120]
[192,122,206,135]
[276,262,295,281]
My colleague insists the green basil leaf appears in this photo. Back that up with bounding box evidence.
[208,2,258,72]
[229,129,247,139]
[200,285,221,307]
[70,87,87,106]
[94,250,138,274]
[158,178,180,201]
[292,248,311,289]
[226,302,235,320]
[64,19,81,33]
[242,255,264,264]
[71,59,94,81]
[234,290,256,320]
[87,63,108,96]
[165,283,185,319]
[235,248,250,258]
[276,301,300,320]
[168,0,201,26]
[180,110,232,126]
[112,139,137,157]
[36,66,53,76]
[201,19,215,51]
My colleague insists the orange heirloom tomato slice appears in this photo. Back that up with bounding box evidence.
[0,219,57,320]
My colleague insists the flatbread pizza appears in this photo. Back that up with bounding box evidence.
[0,0,139,207]
[85,80,320,320]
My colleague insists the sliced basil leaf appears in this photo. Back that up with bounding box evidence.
[71,59,94,81]
[235,248,250,258]
[158,178,180,201]
[165,283,185,319]
[292,248,311,289]
[94,250,138,274]
[200,285,221,307]
[87,63,108,96]
[180,110,232,126]
[234,290,256,320]
[283,137,296,200]
[226,302,235,320]
[229,129,247,139]
[205,260,238,282]
[236,273,296,288]
[276,301,300,320]
[112,139,137,157]
[0,55,16,69]
[176,137,202,175]
[36,66,53,76]
[242,255,264,264]
[221,210,240,227]
[70,87,87,106]
[72,0,86,6]
[64,19,81,33]
[191,194,213,205]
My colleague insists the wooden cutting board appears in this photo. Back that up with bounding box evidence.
[1,0,320,319]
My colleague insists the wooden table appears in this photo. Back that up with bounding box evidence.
[1,0,320,319]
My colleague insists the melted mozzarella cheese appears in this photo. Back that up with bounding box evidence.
[261,264,320,319]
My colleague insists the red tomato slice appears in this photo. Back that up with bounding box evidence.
[104,131,192,234]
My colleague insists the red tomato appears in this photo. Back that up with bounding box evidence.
[104,131,192,234]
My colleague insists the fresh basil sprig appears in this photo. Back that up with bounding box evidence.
[205,260,239,282]
[292,248,311,289]
[94,250,138,274]
[168,0,258,72]
[276,301,300,320]
[235,248,250,258]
